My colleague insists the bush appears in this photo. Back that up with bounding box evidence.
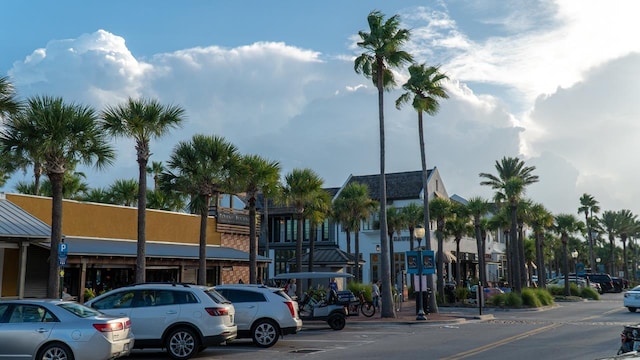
[347,282,372,301]
[521,288,542,307]
[488,293,506,307]
[455,287,470,302]
[504,291,523,307]
[534,288,555,306]
[580,286,600,300]
[84,288,96,300]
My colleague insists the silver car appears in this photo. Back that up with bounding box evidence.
[0,299,133,360]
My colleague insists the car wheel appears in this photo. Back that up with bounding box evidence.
[37,342,74,360]
[328,313,346,330]
[629,307,637,313]
[166,327,200,360]
[252,319,279,348]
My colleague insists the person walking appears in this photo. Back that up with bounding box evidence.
[286,279,297,299]
[372,280,381,309]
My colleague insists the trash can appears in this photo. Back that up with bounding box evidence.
[414,289,431,314]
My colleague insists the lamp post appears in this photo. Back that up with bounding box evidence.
[413,225,427,321]
[571,250,579,286]
[596,257,601,273]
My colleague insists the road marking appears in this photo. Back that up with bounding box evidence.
[440,323,561,360]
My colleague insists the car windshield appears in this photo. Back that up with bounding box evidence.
[631,285,640,291]
[58,302,102,318]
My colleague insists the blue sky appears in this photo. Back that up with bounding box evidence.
[2,0,640,218]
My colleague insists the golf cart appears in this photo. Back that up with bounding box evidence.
[273,272,353,330]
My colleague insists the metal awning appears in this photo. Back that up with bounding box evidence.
[35,236,268,262]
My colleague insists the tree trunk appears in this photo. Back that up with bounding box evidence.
[47,172,64,298]
[354,230,360,282]
[198,195,210,285]
[510,202,521,292]
[388,230,395,287]
[296,212,303,298]
[136,156,148,283]
[307,222,316,289]
[536,231,546,289]
[249,196,257,284]
[562,238,570,296]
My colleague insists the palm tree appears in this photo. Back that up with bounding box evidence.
[233,154,281,284]
[161,134,239,285]
[529,203,553,288]
[109,178,139,206]
[0,76,20,118]
[579,193,600,273]
[282,168,324,297]
[479,157,539,292]
[355,10,413,318]
[304,189,332,287]
[402,203,423,251]
[601,210,620,276]
[429,196,451,300]
[333,182,377,282]
[617,209,638,281]
[553,214,584,296]
[82,188,113,204]
[147,161,165,190]
[466,197,490,287]
[445,202,472,287]
[387,206,405,284]
[0,95,114,298]
[101,97,185,283]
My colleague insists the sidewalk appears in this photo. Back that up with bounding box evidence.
[347,298,493,325]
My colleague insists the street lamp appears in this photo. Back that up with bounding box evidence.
[413,225,427,321]
[596,257,601,273]
[571,250,579,286]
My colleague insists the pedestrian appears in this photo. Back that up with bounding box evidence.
[372,280,381,309]
[287,279,297,299]
[329,278,338,292]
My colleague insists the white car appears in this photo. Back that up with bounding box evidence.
[214,284,302,347]
[624,285,640,312]
[85,283,237,360]
[547,277,600,292]
[0,299,133,360]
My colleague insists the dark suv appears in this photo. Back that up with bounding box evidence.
[583,273,615,293]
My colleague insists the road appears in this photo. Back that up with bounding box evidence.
[123,292,637,360]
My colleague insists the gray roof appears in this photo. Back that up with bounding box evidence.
[0,197,51,240]
[36,237,268,262]
[289,247,363,266]
[344,170,433,201]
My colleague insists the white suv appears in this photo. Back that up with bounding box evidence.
[214,284,302,347]
[85,283,237,360]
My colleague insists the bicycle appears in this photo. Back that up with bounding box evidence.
[348,290,375,317]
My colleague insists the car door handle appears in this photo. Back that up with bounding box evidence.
[166,310,178,315]
[36,328,49,333]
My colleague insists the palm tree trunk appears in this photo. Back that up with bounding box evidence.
[261,198,270,281]
[198,196,209,285]
[562,238,570,296]
[249,197,257,284]
[474,223,485,286]
[418,111,438,313]
[536,232,546,289]
[48,172,64,298]
[510,202,521,292]
[455,238,462,287]
[388,230,395,286]
[307,223,316,289]
[623,237,628,281]
[609,236,615,276]
[354,231,360,282]
[136,157,147,283]
[296,213,303,298]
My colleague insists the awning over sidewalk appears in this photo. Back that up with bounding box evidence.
[35,236,269,262]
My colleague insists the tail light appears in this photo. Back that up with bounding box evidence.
[124,319,131,329]
[93,321,124,332]
[284,301,296,318]
[205,307,229,316]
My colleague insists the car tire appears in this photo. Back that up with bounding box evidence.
[166,327,200,360]
[252,319,279,348]
[37,342,74,360]
[328,313,346,330]
[629,307,637,313]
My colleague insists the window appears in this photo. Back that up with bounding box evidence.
[0,304,8,322]
[10,305,45,323]
[218,289,266,303]
[92,290,135,309]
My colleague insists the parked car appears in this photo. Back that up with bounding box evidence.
[575,273,615,293]
[85,283,236,360]
[214,284,302,348]
[0,299,133,360]
[547,277,600,292]
[612,277,629,292]
[624,285,640,312]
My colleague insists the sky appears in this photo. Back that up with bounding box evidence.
[2,0,640,219]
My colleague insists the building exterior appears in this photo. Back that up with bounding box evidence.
[1,193,263,301]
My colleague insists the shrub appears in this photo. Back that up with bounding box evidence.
[488,293,506,307]
[505,291,523,307]
[534,288,555,306]
[455,287,470,302]
[521,288,542,307]
[580,286,600,300]
[84,288,96,300]
[347,282,372,301]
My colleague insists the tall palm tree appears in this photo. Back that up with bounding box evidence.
[333,182,377,282]
[146,161,165,190]
[429,196,451,300]
[101,97,185,283]
[233,154,281,284]
[0,76,20,118]
[304,189,332,287]
[445,202,472,287]
[529,203,554,288]
[161,134,239,285]
[82,187,113,204]
[0,95,114,298]
[466,197,490,287]
[601,210,620,276]
[579,193,600,274]
[355,10,413,318]
[617,209,638,281]
[553,214,584,296]
[396,63,448,312]
[479,157,539,292]
[282,168,324,297]
[109,178,139,206]
[402,202,423,251]
[487,206,513,286]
